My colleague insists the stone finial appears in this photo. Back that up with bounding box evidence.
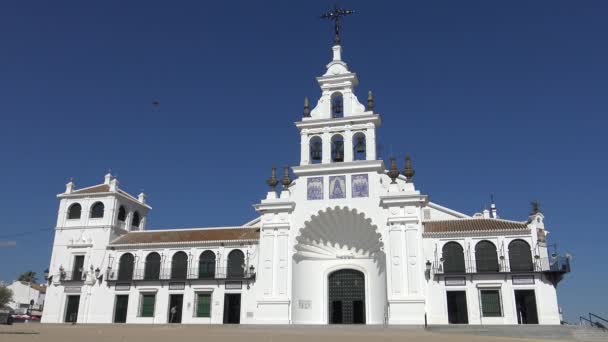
[281,165,292,188]
[104,171,113,185]
[367,90,374,111]
[109,177,119,192]
[267,166,278,191]
[387,157,399,184]
[303,97,311,117]
[530,200,541,215]
[402,155,415,183]
[138,192,146,204]
[65,179,75,194]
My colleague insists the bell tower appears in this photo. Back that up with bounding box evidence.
[297,44,381,167]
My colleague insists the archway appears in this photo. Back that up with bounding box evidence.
[328,269,365,324]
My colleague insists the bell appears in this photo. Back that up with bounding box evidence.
[311,142,322,161]
[332,141,344,162]
[355,136,366,153]
[332,98,343,118]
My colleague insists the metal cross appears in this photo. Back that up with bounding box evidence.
[320,5,355,45]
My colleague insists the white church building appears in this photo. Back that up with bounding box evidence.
[41,37,570,326]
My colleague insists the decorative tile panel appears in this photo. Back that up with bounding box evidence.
[351,174,369,198]
[307,177,324,200]
[329,176,346,199]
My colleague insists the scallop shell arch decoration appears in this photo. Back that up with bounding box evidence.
[294,206,386,273]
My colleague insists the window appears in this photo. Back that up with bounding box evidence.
[309,136,322,164]
[331,134,344,162]
[480,290,502,317]
[67,203,82,220]
[442,242,465,273]
[72,255,85,281]
[90,202,105,219]
[171,251,188,279]
[227,249,245,278]
[139,293,156,317]
[199,251,216,279]
[509,240,534,272]
[144,252,161,280]
[331,92,343,118]
[132,211,141,229]
[352,132,366,161]
[475,240,499,273]
[118,253,134,281]
[117,206,127,222]
[195,293,211,318]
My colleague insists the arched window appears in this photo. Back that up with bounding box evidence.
[117,206,127,222]
[227,249,245,278]
[475,240,499,273]
[331,134,344,163]
[90,202,105,218]
[509,240,534,272]
[309,136,322,164]
[442,242,466,273]
[331,92,343,118]
[67,203,82,220]
[144,252,161,280]
[171,251,188,279]
[132,211,141,229]
[198,251,216,279]
[118,253,134,281]
[353,132,366,161]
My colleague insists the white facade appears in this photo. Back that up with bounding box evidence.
[42,43,569,325]
[6,281,46,314]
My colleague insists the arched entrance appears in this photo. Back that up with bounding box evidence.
[328,269,365,324]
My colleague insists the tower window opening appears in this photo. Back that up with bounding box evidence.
[331,135,344,163]
[331,92,343,118]
[309,136,322,164]
[90,202,105,219]
[117,206,127,222]
[132,211,141,229]
[353,133,366,161]
[67,203,82,220]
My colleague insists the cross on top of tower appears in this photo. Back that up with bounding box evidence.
[320,4,355,45]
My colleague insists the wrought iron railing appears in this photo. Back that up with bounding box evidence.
[107,266,255,281]
[433,256,570,275]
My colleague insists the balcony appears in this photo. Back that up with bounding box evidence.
[107,266,256,282]
[433,256,571,277]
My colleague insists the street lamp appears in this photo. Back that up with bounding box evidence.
[425,260,432,280]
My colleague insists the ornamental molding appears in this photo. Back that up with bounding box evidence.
[292,160,384,177]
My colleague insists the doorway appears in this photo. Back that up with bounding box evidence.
[328,269,366,324]
[64,295,80,323]
[515,290,538,324]
[168,294,183,323]
[446,291,469,324]
[114,295,129,323]
[223,293,241,324]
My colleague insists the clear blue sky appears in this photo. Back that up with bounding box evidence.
[0,1,606,322]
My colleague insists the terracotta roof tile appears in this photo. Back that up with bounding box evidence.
[73,184,110,194]
[424,218,528,233]
[110,227,260,246]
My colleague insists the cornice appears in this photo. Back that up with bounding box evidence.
[292,160,384,177]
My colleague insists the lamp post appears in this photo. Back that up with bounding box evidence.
[425,260,432,281]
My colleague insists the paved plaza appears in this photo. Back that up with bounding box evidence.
[1,324,606,342]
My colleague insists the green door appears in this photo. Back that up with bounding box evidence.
[114,295,129,323]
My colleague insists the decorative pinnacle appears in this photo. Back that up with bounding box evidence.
[281,165,292,188]
[387,157,399,184]
[303,97,310,117]
[531,200,541,215]
[266,166,278,191]
[320,5,355,45]
[402,155,415,183]
[367,90,374,111]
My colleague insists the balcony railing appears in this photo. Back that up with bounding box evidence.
[107,266,255,282]
[58,269,86,282]
[433,256,570,275]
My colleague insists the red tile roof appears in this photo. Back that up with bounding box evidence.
[424,218,528,233]
[110,227,260,246]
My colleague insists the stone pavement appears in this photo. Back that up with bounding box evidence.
[1,324,607,342]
